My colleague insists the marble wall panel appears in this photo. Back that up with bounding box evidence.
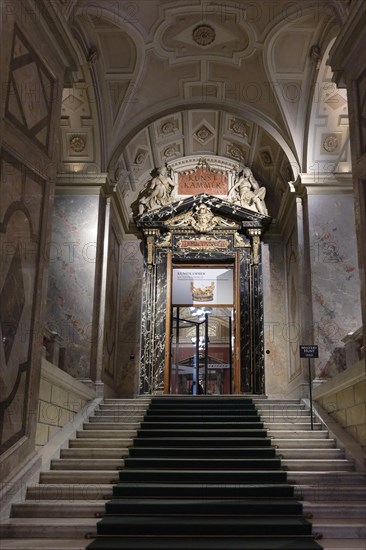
[308,194,362,378]
[0,149,46,456]
[102,225,120,383]
[115,240,144,396]
[45,195,99,379]
[285,225,302,383]
[262,240,290,398]
[4,25,55,155]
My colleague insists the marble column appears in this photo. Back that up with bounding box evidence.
[45,174,109,391]
[301,174,362,379]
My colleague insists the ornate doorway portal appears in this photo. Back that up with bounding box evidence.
[135,157,271,395]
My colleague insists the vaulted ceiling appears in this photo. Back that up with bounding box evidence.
[57,0,352,219]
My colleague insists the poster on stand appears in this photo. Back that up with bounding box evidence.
[172,267,233,306]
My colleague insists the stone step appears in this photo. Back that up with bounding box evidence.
[321,540,366,549]
[312,520,366,539]
[303,502,366,519]
[40,471,118,484]
[11,500,366,521]
[263,423,322,430]
[82,423,140,431]
[60,448,129,459]
[69,438,133,448]
[26,484,112,500]
[50,459,124,471]
[288,472,366,485]
[0,539,88,549]
[11,501,104,518]
[2,538,365,550]
[255,401,308,412]
[27,482,366,503]
[283,459,354,471]
[268,430,329,438]
[0,518,97,539]
[260,414,312,421]
[272,438,336,448]
[102,400,150,406]
[76,430,137,438]
[295,486,366,501]
[97,402,149,411]
[91,414,144,421]
[279,449,344,459]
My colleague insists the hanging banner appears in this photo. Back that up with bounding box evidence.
[172,267,233,305]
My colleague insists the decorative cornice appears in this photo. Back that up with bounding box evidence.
[328,0,366,85]
[55,172,109,194]
[300,172,353,194]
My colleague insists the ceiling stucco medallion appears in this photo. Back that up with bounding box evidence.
[135,150,148,165]
[230,119,249,139]
[192,25,215,46]
[227,144,245,161]
[161,121,176,135]
[261,151,273,166]
[322,135,339,153]
[163,146,177,158]
[69,134,86,153]
[194,125,214,144]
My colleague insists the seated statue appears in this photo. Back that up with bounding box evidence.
[228,167,268,216]
[139,165,175,215]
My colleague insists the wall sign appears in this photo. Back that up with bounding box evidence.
[299,345,319,358]
[177,237,230,250]
[178,168,228,195]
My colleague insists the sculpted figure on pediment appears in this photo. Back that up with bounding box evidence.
[228,167,268,216]
[139,165,176,215]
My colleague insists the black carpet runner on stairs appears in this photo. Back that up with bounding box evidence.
[87,396,323,550]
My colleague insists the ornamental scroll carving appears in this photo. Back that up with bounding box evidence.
[166,204,237,233]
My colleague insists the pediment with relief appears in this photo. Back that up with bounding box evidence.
[136,193,271,231]
[134,157,270,227]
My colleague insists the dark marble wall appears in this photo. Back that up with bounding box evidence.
[45,195,99,379]
[139,229,263,395]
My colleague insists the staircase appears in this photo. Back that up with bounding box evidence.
[0,397,364,549]
[256,399,366,548]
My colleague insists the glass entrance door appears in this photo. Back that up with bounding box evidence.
[170,307,234,395]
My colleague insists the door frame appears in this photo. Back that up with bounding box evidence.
[164,257,240,394]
